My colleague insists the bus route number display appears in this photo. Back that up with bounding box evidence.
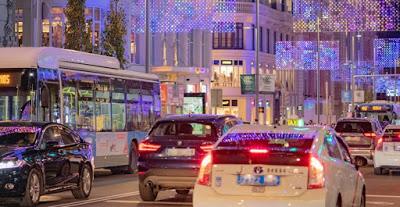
[0,73,19,87]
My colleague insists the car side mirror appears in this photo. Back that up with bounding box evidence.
[46,141,59,149]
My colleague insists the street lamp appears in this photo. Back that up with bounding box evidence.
[255,0,260,124]
[145,0,151,73]
[316,10,328,124]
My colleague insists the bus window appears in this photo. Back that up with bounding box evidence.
[38,68,60,123]
[153,82,161,123]
[126,80,140,131]
[61,71,78,129]
[95,79,111,132]
[77,77,95,131]
[142,82,154,131]
[111,79,126,131]
[0,69,36,121]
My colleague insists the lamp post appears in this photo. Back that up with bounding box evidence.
[316,16,321,124]
[145,0,151,73]
[255,0,260,124]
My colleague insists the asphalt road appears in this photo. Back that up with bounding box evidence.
[17,167,400,207]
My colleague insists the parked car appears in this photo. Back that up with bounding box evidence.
[0,122,93,206]
[137,114,242,201]
[374,125,400,175]
[194,124,366,207]
[335,118,382,166]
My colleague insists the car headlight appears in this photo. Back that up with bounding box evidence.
[0,160,24,169]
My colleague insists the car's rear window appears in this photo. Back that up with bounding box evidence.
[218,132,315,152]
[383,128,400,142]
[150,121,214,139]
[335,121,373,133]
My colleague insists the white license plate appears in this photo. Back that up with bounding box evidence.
[346,136,361,142]
[237,175,280,186]
[165,148,195,157]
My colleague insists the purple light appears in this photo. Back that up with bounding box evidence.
[374,38,400,72]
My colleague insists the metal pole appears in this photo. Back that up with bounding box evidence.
[145,0,151,73]
[316,17,321,124]
[255,0,260,124]
[351,73,355,110]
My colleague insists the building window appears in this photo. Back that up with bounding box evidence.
[51,7,64,48]
[273,31,277,54]
[271,0,277,9]
[212,60,244,88]
[280,33,283,41]
[212,23,244,49]
[286,34,289,41]
[282,0,286,11]
[15,9,23,46]
[260,27,263,52]
[42,19,50,46]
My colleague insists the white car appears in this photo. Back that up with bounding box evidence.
[374,125,400,175]
[193,125,365,207]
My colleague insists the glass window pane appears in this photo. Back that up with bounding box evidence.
[126,80,141,131]
[77,77,95,131]
[111,79,126,131]
[95,80,111,132]
[61,71,78,129]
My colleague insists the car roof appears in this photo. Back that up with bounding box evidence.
[156,114,237,123]
[384,125,400,130]
[337,118,376,123]
[227,124,325,136]
[0,121,54,128]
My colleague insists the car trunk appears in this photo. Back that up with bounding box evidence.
[382,129,400,155]
[335,121,375,148]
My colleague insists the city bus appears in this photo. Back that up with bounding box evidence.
[354,101,400,126]
[0,47,160,173]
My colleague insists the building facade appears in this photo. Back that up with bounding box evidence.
[211,0,296,124]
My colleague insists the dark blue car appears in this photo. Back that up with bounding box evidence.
[137,114,242,201]
[0,122,93,206]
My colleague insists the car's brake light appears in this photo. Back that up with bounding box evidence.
[197,154,212,186]
[308,156,325,189]
[249,149,269,154]
[138,142,161,152]
[376,137,383,151]
[200,144,214,153]
[363,132,376,137]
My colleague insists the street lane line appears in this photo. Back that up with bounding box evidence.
[367,194,400,199]
[48,191,139,207]
[106,200,192,205]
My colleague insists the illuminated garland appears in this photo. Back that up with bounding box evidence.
[276,41,339,71]
[375,38,400,72]
[132,0,237,33]
[293,0,400,32]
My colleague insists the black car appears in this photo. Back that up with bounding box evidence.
[0,122,93,206]
[138,114,242,201]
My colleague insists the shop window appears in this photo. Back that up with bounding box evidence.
[212,61,244,87]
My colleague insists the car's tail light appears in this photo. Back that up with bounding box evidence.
[376,137,383,151]
[198,154,212,186]
[138,142,161,152]
[249,148,269,154]
[200,144,214,153]
[363,132,376,138]
[308,156,325,189]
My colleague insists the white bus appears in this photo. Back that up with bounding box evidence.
[0,47,160,173]
[354,101,400,126]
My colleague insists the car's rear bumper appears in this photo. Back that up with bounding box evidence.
[374,152,400,169]
[139,168,198,189]
[350,148,374,162]
[193,185,327,207]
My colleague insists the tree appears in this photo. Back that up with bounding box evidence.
[102,0,127,68]
[64,0,92,52]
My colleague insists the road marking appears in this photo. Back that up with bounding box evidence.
[367,201,395,206]
[367,194,400,199]
[48,191,139,207]
[106,200,192,205]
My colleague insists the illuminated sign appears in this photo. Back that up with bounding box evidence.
[372,106,383,111]
[359,105,389,112]
[0,75,10,84]
[221,60,233,65]
[361,106,369,111]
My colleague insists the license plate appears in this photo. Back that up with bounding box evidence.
[346,136,361,142]
[165,148,195,157]
[237,175,280,186]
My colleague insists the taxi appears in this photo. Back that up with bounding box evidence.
[193,125,366,207]
[374,125,400,175]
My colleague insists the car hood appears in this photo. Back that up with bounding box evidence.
[0,146,32,159]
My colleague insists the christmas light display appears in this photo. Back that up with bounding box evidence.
[133,0,237,33]
[293,0,400,32]
[334,62,376,82]
[375,38,400,71]
[276,41,339,71]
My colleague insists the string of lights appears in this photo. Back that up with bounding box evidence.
[293,0,400,32]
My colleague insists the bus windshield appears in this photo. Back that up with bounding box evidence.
[0,69,36,121]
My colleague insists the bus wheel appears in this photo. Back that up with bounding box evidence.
[127,144,138,174]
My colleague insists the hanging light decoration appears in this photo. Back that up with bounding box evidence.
[374,38,400,72]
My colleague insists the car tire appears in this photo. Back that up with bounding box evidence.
[176,190,190,195]
[20,169,42,207]
[72,164,92,199]
[374,167,382,175]
[126,144,138,174]
[139,181,158,201]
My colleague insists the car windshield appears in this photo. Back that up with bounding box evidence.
[335,121,373,133]
[150,121,214,140]
[218,132,315,152]
[0,126,39,147]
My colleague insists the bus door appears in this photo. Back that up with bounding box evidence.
[38,68,61,123]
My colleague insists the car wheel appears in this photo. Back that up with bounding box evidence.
[360,191,366,207]
[139,181,158,201]
[20,169,42,207]
[176,190,190,195]
[72,164,92,199]
[127,144,138,174]
[374,167,382,175]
